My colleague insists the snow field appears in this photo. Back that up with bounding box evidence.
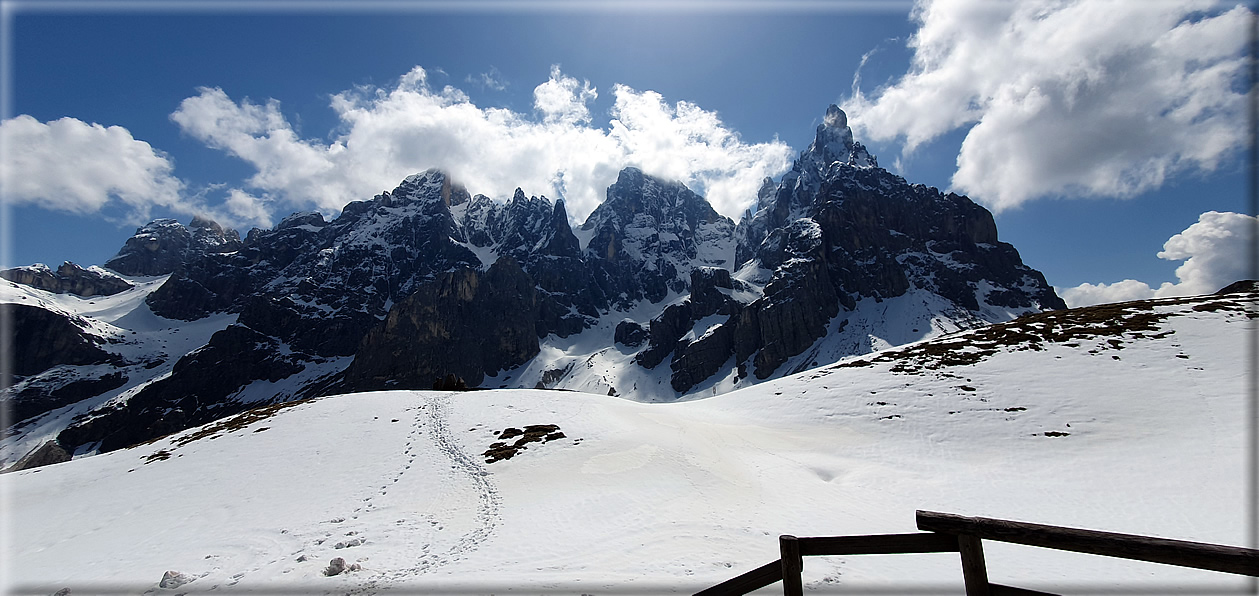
[5,295,1252,594]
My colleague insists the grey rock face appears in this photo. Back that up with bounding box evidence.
[636,267,741,372]
[6,371,127,429]
[461,189,601,337]
[1216,280,1259,294]
[582,167,736,308]
[159,571,193,589]
[105,217,241,276]
[0,262,133,297]
[343,257,540,390]
[658,106,1066,392]
[2,441,71,472]
[614,319,648,347]
[147,170,482,343]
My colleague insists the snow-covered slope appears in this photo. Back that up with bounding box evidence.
[5,289,1251,594]
[1,275,239,465]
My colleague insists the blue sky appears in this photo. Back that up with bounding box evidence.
[2,1,1254,306]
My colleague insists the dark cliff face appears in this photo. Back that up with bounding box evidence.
[55,324,310,453]
[4,304,128,429]
[7,304,121,378]
[146,170,483,349]
[342,257,540,390]
[458,189,600,338]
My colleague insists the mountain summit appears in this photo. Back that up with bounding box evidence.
[5,106,1065,458]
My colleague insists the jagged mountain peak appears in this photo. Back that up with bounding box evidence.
[809,104,877,170]
[274,211,327,231]
[576,167,735,306]
[384,168,470,208]
[104,216,241,277]
[580,167,732,252]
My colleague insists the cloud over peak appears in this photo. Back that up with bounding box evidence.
[164,65,793,226]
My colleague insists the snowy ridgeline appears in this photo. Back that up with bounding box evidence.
[5,290,1252,594]
[6,107,1071,469]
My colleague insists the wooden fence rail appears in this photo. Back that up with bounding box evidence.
[695,510,1259,596]
[917,510,1259,577]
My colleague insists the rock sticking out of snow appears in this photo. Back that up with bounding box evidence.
[158,570,192,589]
[323,557,361,576]
[333,537,363,549]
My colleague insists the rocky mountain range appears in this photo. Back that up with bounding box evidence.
[3,105,1066,461]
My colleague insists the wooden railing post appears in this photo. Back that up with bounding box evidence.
[780,535,803,596]
[957,534,990,596]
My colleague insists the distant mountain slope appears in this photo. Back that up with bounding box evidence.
[5,287,1250,594]
[4,106,1066,459]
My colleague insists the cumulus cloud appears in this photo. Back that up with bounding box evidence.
[169,65,793,224]
[1058,211,1256,307]
[843,0,1252,211]
[0,115,185,219]
[534,65,598,125]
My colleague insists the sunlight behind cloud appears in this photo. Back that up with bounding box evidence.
[843,0,1252,211]
[169,65,793,225]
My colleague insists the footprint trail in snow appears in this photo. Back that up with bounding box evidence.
[346,393,501,594]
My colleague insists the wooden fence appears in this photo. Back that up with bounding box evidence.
[696,510,1259,596]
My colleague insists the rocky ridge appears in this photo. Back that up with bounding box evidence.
[4,105,1067,458]
[0,262,133,297]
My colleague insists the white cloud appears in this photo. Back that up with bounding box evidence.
[608,87,795,217]
[843,0,1252,211]
[533,65,598,125]
[222,189,274,229]
[0,115,185,219]
[1156,210,1255,296]
[169,65,793,225]
[466,66,508,92]
[1058,211,1256,307]
[1057,279,1161,308]
[170,87,346,212]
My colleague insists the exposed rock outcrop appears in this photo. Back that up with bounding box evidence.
[342,257,540,390]
[2,441,71,472]
[0,262,132,297]
[648,106,1066,391]
[6,371,127,428]
[105,217,241,276]
[8,304,120,378]
[582,167,736,308]
[614,319,648,347]
[56,324,309,453]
